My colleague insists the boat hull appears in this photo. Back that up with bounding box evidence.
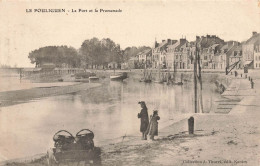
[89,76,99,83]
[110,72,127,81]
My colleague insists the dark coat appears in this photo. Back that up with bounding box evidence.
[149,115,160,136]
[138,108,149,132]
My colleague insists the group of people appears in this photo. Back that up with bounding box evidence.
[137,101,160,141]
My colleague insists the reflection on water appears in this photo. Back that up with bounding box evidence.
[0,76,221,161]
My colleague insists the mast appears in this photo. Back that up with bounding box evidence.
[194,36,203,113]
[197,44,204,113]
[194,40,198,113]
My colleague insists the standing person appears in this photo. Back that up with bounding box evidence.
[137,101,149,140]
[149,110,160,141]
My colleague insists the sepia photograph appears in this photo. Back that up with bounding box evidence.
[0,0,260,165]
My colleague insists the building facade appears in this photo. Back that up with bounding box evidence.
[137,49,152,68]
[242,32,260,69]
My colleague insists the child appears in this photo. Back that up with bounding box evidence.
[149,110,160,140]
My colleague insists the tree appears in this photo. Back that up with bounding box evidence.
[122,46,151,62]
[79,37,123,68]
[28,46,80,68]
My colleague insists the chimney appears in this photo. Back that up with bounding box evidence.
[180,38,186,44]
[155,41,159,48]
[196,36,200,42]
[227,41,232,47]
[252,31,257,36]
[167,39,171,44]
[162,40,165,43]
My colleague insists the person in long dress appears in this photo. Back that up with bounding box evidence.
[149,110,160,141]
[137,101,149,140]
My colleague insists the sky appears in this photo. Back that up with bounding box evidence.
[0,0,260,67]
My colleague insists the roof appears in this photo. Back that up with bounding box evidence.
[220,44,229,50]
[227,45,242,57]
[198,36,225,48]
[176,41,188,50]
[210,44,219,49]
[141,49,152,55]
[167,41,180,49]
[154,41,168,51]
[245,33,260,45]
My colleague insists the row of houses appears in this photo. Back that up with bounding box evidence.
[129,32,260,70]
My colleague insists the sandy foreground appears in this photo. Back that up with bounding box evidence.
[1,73,260,166]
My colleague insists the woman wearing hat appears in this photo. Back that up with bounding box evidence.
[137,101,149,140]
[149,110,160,140]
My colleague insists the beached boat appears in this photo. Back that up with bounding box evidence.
[110,72,127,81]
[89,76,99,83]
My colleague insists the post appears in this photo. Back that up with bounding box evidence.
[251,81,254,89]
[225,67,227,75]
[188,116,194,134]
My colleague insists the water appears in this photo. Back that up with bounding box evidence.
[0,74,222,161]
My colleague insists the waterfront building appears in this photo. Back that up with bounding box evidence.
[254,44,260,69]
[128,56,139,69]
[229,44,243,69]
[174,39,189,69]
[165,40,178,69]
[187,42,196,69]
[166,40,195,70]
[137,49,152,68]
[213,41,240,70]
[197,35,225,69]
[108,61,119,69]
[152,39,172,68]
[242,31,260,69]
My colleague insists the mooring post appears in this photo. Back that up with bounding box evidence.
[188,116,194,135]
[251,81,254,89]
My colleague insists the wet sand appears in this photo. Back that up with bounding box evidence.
[0,83,101,107]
